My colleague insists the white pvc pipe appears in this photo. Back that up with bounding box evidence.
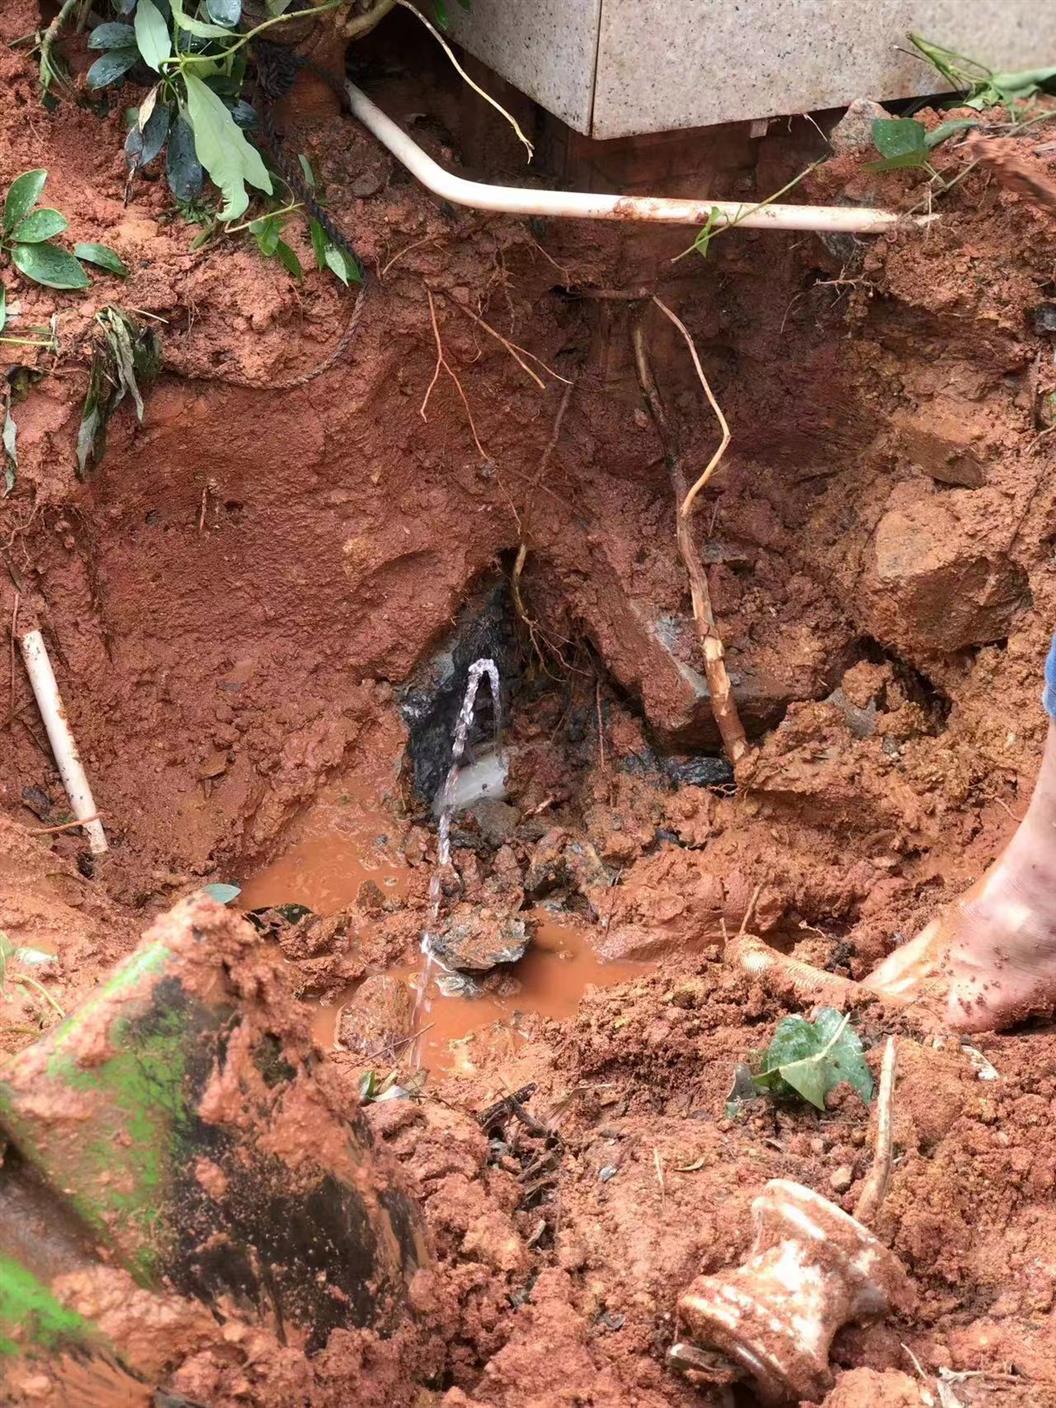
[346,82,929,236]
[19,629,108,855]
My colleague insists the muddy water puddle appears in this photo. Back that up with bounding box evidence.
[239,791,645,1071]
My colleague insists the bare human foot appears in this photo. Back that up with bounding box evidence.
[865,722,1056,1032]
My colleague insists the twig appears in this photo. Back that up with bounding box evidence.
[854,1037,897,1226]
[441,291,571,387]
[380,233,440,279]
[670,163,819,262]
[420,286,487,459]
[342,0,396,39]
[631,311,747,765]
[28,813,100,836]
[394,0,534,162]
[358,1021,435,1067]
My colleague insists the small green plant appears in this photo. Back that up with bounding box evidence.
[673,165,818,263]
[1,170,125,292]
[869,115,979,171]
[732,1007,874,1113]
[76,306,161,477]
[358,1068,423,1104]
[908,33,1056,116]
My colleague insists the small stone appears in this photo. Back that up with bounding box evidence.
[431,903,529,971]
[598,1165,618,1181]
[829,98,889,154]
[465,797,521,847]
[1033,302,1056,335]
[830,1164,855,1194]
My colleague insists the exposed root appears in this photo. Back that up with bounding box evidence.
[651,298,732,521]
[394,0,535,163]
[631,308,747,765]
[725,931,863,1010]
[441,291,572,389]
[420,285,487,459]
[854,1036,897,1227]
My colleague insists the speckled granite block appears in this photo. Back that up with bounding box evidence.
[446,1,1056,139]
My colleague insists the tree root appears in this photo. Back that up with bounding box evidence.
[631,308,747,765]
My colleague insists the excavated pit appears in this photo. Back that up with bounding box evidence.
[4,5,1056,1404]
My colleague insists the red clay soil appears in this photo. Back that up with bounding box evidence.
[3,4,1056,1404]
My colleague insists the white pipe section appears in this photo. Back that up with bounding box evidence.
[19,629,108,855]
[346,82,929,235]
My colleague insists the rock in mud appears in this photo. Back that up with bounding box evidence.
[829,98,889,153]
[894,404,987,488]
[432,901,529,972]
[863,500,1029,653]
[524,828,612,909]
[821,1367,924,1407]
[339,974,415,1057]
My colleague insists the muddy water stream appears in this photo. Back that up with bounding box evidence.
[239,787,644,1071]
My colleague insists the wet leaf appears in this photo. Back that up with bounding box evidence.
[206,0,241,23]
[4,171,47,234]
[11,243,89,290]
[324,243,361,285]
[202,882,241,904]
[170,0,236,39]
[126,99,172,170]
[249,213,281,256]
[86,48,140,90]
[184,72,272,220]
[308,216,328,271]
[750,1007,873,1110]
[0,285,7,335]
[166,114,204,202]
[12,208,68,243]
[274,239,303,279]
[76,244,130,277]
[297,152,316,189]
[134,0,172,71]
[89,22,137,49]
[228,99,257,129]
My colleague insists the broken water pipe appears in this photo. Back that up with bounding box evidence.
[413,656,505,1055]
[17,627,107,855]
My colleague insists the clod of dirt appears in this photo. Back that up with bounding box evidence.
[819,1367,925,1407]
[861,494,1029,653]
[432,902,529,971]
[338,973,415,1057]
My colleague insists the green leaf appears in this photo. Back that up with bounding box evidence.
[184,72,272,220]
[324,244,360,285]
[11,243,89,290]
[202,882,241,904]
[433,0,449,28]
[750,1007,873,1111]
[206,0,241,23]
[166,114,204,202]
[297,153,316,190]
[74,243,130,277]
[308,215,328,271]
[250,213,281,256]
[86,48,140,89]
[0,285,6,335]
[274,239,303,279]
[869,117,928,170]
[134,0,172,71]
[691,205,723,259]
[4,171,47,234]
[925,118,979,149]
[89,21,137,49]
[12,208,68,243]
[170,0,235,39]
